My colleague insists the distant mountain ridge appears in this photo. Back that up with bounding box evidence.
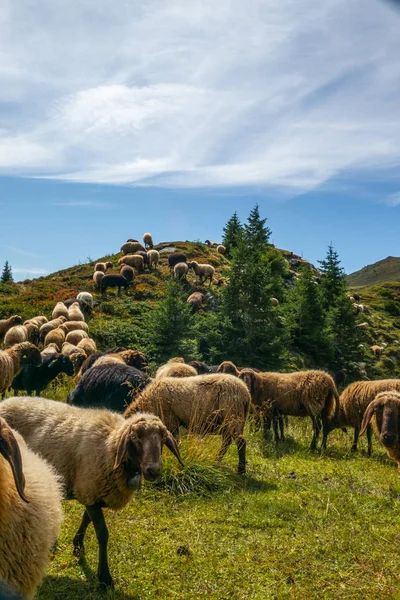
[347,256,400,288]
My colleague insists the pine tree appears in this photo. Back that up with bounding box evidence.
[318,244,345,310]
[0,261,13,283]
[222,211,243,257]
[244,204,271,254]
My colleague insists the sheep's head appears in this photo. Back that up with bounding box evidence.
[17,342,41,368]
[114,415,183,488]
[10,315,23,326]
[239,369,259,396]
[187,261,198,270]
[106,261,113,269]
[0,417,28,503]
[120,350,148,371]
[361,391,400,449]
[217,361,239,376]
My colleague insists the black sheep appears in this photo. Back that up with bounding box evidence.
[135,251,148,269]
[12,354,74,396]
[67,363,151,412]
[188,361,219,374]
[168,253,187,271]
[79,348,147,376]
[64,297,92,318]
[101,274,129,294]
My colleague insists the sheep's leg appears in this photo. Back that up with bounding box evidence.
[278,415,285,441]
[366,424,373,457]
[86,504,114,590]
[310,416,320,450]
[217,433,232,463]
[236,435,246,475]
[73,509,91,556]
[272,417,280,443]
[320,416,331,451]
[351,426,359,453]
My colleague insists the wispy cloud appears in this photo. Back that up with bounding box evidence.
[0,0,399,191]
[1,245,44,259]
[386,192,400,206]
[53,200,115,208]
[12,267,48,275]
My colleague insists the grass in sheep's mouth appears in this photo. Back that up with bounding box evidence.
[34,418,400,600]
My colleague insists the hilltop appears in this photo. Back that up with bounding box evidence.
[347,256,400,288]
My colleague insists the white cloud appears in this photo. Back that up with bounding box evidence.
[386,192,400,206]
[53,200,115,208]
[0,0,399,189]
[12,268,48,275]
[1,245,44,259]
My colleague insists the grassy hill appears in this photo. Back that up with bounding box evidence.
[347,256,400,288]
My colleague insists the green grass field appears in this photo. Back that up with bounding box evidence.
[34,414,400,600]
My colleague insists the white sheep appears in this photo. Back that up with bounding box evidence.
[118,254,144,271]
[173,262,189,279]
[39,316,68,341]
[4,324,39,347]
[95,261,113,273]
[0,418,63,599]
[143,233,154,249]
[271,297,280,307]
[188,261,215,285]
[77,338,97,357]
[24,316,48,328]
[67,302,85,322]
[0,397,183,590]
[43,328,66,350]
[65,330,89,346]
[52,302,69,320]
[77,292,94,309]
[147,249,160,269]
[60,321,89,334]
[93,271,105,290]
[216,245,226,255]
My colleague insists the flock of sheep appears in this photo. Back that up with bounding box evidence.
[1,233,400,598]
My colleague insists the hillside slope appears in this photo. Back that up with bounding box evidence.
[347,256,400,288]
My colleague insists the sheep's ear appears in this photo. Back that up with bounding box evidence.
[0,419,29,503]
[164,431,184,466]
[113,429,131,470]
[360,400,378,436]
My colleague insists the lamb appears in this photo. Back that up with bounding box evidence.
[118,254,144,271]
[168,253,187,271]
[187,292,204,312]
[67,302,85,322]
[52,302,69,319]
[327,379,400,455]
[80,349,148,376]
[60,321,89,334]
[0,397,182,590]
[4,324,39,347]
[147,249,160,269]
[65,329,89,345]
[101,274,130,294]
[40,316,68,341]
[155,360,197,379]
[77,292,94,309]
[11,354,74,396]
[120,242,146,255]
[217,361,240,376]
[0,417,62,598]
[174,262,189,279]
[68,363,151,411]
[93,271,105,290]
[0,342,41,397]
[0,316,23,340]
[126,373,251,473]
[77,338,97,357]
[216,245,226,255]
[143,233,154,249]
[188,361,219,374]
[95,261,113,273]
[43,327,66,350]
[120,265,135,283]
[370,345,384,357]
[188,261,215,285]
[360,391,400,467]
[238,369,339,450]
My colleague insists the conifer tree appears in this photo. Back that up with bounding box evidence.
[318,244,345,309]
[244,204,271,253]
[0,261,13,283]
[222,211,243,257]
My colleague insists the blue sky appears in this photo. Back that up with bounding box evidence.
[1,0,400,280]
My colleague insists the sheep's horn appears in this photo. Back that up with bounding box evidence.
[0,419,29,503]
[165,432,184,466]
[360,400,378,436]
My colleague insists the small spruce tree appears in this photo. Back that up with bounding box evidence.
[0,261,13,283]
[318,244,345,310]
[222,211,243,257]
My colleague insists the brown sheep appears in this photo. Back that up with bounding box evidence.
[239,369,339,450]
[155,360,197,379]
[370,345,384,357]
[118,254,144,272]
[120,242,146,255]
[360,391,400,467]
[77,338,97,357]
[44,328,66,351]
[39,317,68,341]
[60,322,89,334]
[4,324,39,347]
[0,316,23,340]
[52,302,69,319]
[0,342,41,397]
[217,361,240,377]
[187,292,205,312]
[95,261,113,273]
[65,330,89,346]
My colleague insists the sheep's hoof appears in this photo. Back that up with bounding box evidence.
[73,542,84,557]
[237,466,246,475]
[99,573,114,590]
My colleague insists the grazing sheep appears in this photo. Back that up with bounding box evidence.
[52,302,69,320]
[68,363,151,411]
[187,292,204,312]
[93,271,105,290]
[61,342,81,356]
[64,298,92,319]
[0,342,41,397]
[95,261,113,273]
[24,316,48,328]
[12,354,74,396]
[60,321,89,334]
[0,316,23,340]
[69,351,87,375]
[80,349,148,376]
[126,373,250,473]
[216,245,226,255]
[353,293,361,302]
[188,261,215,285]
[217,361,240,376]
[155,360,197,379]
[120,265,135,283]
[0,418,63,599]
[188,361,219,375]
[327,379,400,455]
[347,295,356,303]
[101,274,130,294]
[360,391,400,467]
[143,233,153,249]
[77,338,97,357]
[118,254,144,271]
[4,324,39,347]
[0,397,182,590]
[168,253,187,271]
[205,240,218,248]
[370,345,384,357]
[147,249,160,269]
[66,330,89,346]
[120,241,146,255]
[174,262,189,279]
[135,251,149,269]
[67,302,85,322]
[43,328,66,351]
[39,317,68,342]
[41,343,60,359]
[77,292,94,309]
[239,369,339,450]
[271,297,280,307]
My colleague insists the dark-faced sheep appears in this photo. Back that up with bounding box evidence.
[80,349,148,376]
[143,233,153,249]
[120,265,135,283]
[101,274,130,294]
[188,361,219,374]
[0,342,41,397]
[168,253,187,271]
[95,261,113,273]
[360,391,400,467]
[12,354,74,396]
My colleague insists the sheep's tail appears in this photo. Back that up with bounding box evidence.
[323,387,339,422]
